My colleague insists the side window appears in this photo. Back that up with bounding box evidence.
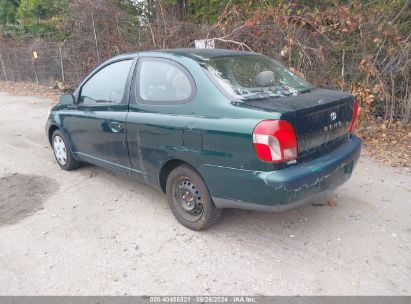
[80,60,133,105]
[138,58,194,104]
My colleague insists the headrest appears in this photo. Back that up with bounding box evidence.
[255,70,275,87]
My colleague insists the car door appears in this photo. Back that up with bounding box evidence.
[64,59,135,173]
[127,57,196,186]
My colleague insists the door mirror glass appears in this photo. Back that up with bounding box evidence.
[59,94,75,104]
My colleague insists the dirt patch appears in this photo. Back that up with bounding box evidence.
[0,173,58,226]
[357,119,411,169]
[0,81,61,102]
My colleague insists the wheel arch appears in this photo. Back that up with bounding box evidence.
[48,124,60,144]
[159,159,200,193]
[47,124,79,161]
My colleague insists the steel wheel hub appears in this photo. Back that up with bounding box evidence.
[53,136,68,165]
[175,178,203,220]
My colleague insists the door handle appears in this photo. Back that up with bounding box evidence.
[108,121,123,133]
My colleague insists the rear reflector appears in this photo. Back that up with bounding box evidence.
[253,120,298,163]
[348,99,359,132]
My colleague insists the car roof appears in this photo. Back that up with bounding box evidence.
[114,48,256,62]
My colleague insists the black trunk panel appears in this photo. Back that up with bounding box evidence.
[294,99,353,152]
[238,88,355,153]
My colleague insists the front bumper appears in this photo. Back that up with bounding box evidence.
[198,135,362,211]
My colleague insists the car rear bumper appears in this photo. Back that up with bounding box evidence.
[197,135,361,211]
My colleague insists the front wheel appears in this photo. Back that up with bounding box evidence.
[166,165,223,230]
[52,129,81,171]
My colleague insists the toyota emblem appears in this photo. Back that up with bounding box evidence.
[330,112,337,121]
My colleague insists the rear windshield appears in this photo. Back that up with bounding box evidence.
[202,54,314,100]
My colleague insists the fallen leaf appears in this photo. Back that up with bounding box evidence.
[327,199,337,207]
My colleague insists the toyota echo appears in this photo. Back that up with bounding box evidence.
[46,49,361,230]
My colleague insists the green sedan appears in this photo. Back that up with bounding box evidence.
[46,48,361,230]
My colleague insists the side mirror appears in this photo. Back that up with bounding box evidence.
[59,94,75,105]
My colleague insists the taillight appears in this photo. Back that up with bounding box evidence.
[348,99,358,132]
[253,120,298,163]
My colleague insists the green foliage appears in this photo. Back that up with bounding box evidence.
[0,0,68,37]
[0,0,20,25]
[17,0,68,29]
[183,0,223,24]
[111,0,143,16]
[183,0,258,24]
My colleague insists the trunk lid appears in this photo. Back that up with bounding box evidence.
[238,88,354,155]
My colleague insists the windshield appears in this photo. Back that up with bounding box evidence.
[202,54,314,100]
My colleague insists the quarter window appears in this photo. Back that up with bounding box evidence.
[80,60,133,105]
[138,59,194,104]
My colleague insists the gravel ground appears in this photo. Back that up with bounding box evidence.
[0,91,410,295]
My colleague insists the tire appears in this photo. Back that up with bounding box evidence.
[166,164,223,230]
[51,129,81,171]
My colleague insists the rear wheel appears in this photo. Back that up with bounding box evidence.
[166,165,222,230]
[52,129,81,171]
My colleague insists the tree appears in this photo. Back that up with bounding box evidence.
[161,0,186,21]
[16,0,68,36]
[111,0,143,16]
[0,0,20,25]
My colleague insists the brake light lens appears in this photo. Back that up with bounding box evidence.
[348,99,358,132]
[253,120,298,163]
